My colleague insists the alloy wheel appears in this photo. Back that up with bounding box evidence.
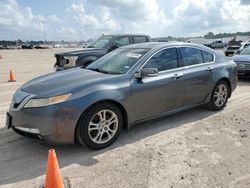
[214,84,228,107]
[88,109,119,144]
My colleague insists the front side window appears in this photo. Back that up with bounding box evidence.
[179,47,203,66]
[143,48,178,71]
[86,48,148,74]
[113,37,130,47]
[202,51,214,63]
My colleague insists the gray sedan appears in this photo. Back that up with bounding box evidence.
[233,46,250,76]
[6,42,238,149]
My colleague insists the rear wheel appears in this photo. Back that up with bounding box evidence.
[208,80,230,111]
[77,103,123,150]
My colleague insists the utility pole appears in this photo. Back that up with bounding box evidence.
[42,21,46,46]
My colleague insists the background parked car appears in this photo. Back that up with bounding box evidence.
[224,45,241,56]
[34,45,46,49]
[54,34,151,71]
[233,46,250,76]
[204,39,226,48]
[21,44,33,49]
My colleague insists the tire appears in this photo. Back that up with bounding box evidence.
[207,80,230,111]
[77,103,123,150]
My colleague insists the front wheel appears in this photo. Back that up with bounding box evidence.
[208,80,230,111]
[77,103,123,150]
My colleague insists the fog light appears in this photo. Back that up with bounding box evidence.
[14,126,40,134]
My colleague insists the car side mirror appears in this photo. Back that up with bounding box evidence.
[135,68,159,78]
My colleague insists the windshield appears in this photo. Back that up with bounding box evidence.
[86,48,149,74]
[240,46,250,55]
[87,36,113,48]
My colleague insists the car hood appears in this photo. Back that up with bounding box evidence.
[55,48,106,56]
[21,68,116,97]
[233,55,250,62]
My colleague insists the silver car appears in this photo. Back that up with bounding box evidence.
[6,42,238,149]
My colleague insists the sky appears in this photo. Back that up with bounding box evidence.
[0,0,250,41]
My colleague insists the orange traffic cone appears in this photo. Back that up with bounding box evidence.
[44,149,64,188]
[8,69,16,82]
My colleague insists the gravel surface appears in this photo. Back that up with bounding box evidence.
[0,49,250,188]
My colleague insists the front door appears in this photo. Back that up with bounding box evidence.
[130,47,185,121]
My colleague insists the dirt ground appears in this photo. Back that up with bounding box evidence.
[0,49,250,188]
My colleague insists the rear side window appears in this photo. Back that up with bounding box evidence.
[133,36,148,43]
[202,51,214,63]
[113,37,130,47]
[179,47,203,66]
[143,48,178,71]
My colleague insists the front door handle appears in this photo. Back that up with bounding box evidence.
[206,67,214,72]
[172,73,183,80]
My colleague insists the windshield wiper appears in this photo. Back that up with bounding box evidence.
[87,45,95,48]
[85,67,109,74]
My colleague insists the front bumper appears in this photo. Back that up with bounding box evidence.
[7,90,80,144]
[238,70,250,76]
[225,51,235,56]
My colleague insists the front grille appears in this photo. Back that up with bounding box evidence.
[55,55,66,67]
[236,62,250,70]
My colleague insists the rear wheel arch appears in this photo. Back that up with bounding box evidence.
[74,100,128,143]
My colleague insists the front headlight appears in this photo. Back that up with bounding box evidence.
[24,93,72,108]
[64,56,78,67]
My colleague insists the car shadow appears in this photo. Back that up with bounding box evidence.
[0,106,219,185]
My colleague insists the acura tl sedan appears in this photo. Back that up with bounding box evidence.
[6,42,237,150]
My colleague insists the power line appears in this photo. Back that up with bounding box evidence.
[42,21,46,45]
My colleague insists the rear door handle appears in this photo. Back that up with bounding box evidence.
[206,67,214,72]
[172,73,183,80]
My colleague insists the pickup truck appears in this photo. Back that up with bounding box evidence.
[54,34,151,71]
[204,40,226,48]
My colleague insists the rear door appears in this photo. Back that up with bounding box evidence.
[178,47,215,106]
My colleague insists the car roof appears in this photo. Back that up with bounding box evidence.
[121,42,215,52]
[103,34,150,37]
